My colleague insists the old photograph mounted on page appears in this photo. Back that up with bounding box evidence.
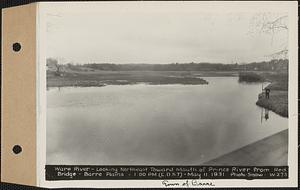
[36,1,298,188]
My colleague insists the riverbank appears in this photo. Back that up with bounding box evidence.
[47,70,209,87]
[203,129,288,166]
[237,72,288,117]
[256,72,288,117]
[256,90,288,117]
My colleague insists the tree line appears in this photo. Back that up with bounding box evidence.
[47,58,288,72]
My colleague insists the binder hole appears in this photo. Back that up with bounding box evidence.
[12,145,22,154]
[12,43,21,52]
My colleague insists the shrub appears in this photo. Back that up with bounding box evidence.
[238,72,264,83]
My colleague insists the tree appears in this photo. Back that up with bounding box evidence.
[46,58,62,76]
[249,13,288,59]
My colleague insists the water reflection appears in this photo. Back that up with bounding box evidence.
[265,109,269,120]
[261,108,270,123]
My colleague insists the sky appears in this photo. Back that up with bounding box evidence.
[43,2,288,64]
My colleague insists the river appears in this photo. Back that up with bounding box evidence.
[46,77,287,165]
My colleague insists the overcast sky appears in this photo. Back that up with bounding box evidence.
[44,2,288,64]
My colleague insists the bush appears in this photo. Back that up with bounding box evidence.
[238,72,264,83]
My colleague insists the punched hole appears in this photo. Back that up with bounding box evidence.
[12,43,21,52]
[12,145,22,154]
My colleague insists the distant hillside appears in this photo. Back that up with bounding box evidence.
[47,58,288,72]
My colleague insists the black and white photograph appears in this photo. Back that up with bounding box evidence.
[37,1,298,188]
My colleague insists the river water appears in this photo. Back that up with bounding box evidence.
[46,77,287,165]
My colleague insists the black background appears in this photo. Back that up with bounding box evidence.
[1,0,299,189]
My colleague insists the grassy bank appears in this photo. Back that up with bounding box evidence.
[47,70,208,87]
[255,72,288,117]
[238,71,288,117]
[256,88,288,117]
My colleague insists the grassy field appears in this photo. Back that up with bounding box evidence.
[47,70,209,87]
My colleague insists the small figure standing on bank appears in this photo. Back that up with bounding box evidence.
[265,88,270,99]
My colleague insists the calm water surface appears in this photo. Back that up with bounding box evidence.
[47,77,287,165]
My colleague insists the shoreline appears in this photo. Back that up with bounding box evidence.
[203,129,288,166]
[256,88,288,117]
[47,71,209,88]
[255,73,288,117]
[238,72,288,118]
